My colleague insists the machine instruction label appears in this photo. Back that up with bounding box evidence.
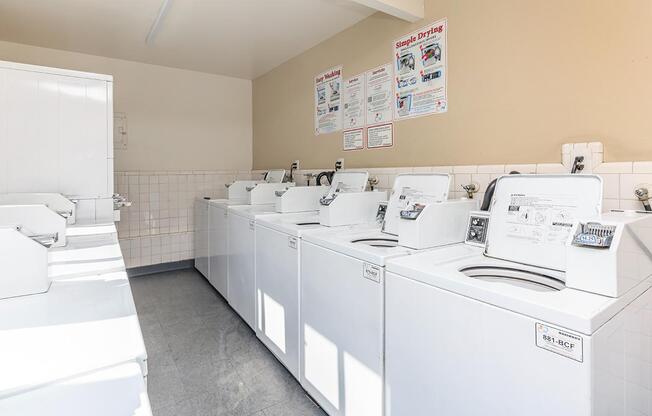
[288,236,298,249]
[535,323,583,362]
[506,193,578,246]
[363,263,382,283]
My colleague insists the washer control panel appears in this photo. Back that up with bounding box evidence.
[465,210,490,247]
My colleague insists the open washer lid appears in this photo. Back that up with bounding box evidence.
[484,174,603,272]
[325,171,369,194]
[383,173,450,236]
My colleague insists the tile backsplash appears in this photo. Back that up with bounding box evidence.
[116,143,652,270]
[115,170,254,268]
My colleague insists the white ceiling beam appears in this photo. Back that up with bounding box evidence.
[349,0,424,22]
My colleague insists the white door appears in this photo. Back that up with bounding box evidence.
[384,272,591,416]
[300,241,383,416]
[255,224,300,379]
[194,200,209,278]
[228,213,256,329]
[209,204,228,297]
[0,362,152,416]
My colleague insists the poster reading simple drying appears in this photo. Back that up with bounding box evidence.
[343,128,364,151]
[343,74,365,130]
[366,63,394,126]
[367,123,393,148]
[314,66,343,135]
[393,18,448,120]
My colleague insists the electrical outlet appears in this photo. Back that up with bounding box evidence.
[293,160,300,170]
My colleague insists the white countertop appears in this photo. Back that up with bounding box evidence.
[0,222,147,399]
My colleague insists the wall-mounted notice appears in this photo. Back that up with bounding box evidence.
[343,74,365,130]
[343,128,364,151]
[314,66,343,135]
[367,123,393,148]
[366,63,394,126]
[393,18,448,120]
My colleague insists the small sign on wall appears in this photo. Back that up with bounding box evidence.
[114,112,128,150]
[343,128,364,151]
[367,123,393,149]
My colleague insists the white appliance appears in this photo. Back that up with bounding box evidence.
[384,174,652,415]
[0,203,73,299]
[0,362,152,416]
[227,204,278,328]
[194,169,286,290]
[0,193,77,224]
[254,171,375,380]
[300,173,473,416]
[247,182,296,205]
[0,222,147,403]
[274,185,329,213]
[0,60,115,223]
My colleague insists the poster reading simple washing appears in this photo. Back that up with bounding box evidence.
[314,66,343,135]
[393,18,448,120]
[342,73,365,130]
[365,63,394,126]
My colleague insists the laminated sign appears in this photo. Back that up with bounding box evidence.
[315,66,343,135]
[393,18,448,119]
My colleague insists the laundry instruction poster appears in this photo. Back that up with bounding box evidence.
[365,63,394,126]
[314,66,343,135]
[367,123,393,148]
[393,18,448,120]
[343,128,364,151]
[343,73,365,129]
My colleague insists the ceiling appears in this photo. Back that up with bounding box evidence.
[0,0,375,79]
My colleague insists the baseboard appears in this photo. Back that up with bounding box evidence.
[127,259,194,277]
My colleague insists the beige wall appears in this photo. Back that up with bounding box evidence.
[0,40,252,172]
[253,0,652,170]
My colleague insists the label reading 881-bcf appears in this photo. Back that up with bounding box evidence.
[535,323,583,362]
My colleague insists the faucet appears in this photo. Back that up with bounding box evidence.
[635,188,652,211]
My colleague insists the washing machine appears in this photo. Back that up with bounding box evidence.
[202,170,288,297]
[384,174,652,415]
[254,171,375,380]
[0,362,152,416]
[194,169,285,288]
[227,204,279,329]
[299,173,476,416]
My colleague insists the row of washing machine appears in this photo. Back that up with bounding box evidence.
[194,170,652,416]
[0,193,151,415]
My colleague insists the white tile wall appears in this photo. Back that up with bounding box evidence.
[122,142,650,269]
[114,170,253,268]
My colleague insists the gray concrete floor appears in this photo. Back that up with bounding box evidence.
[130,268,326,416]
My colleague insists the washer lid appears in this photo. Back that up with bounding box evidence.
[324,171,369,196]
[383,173,450,236]
[485,174,603,272]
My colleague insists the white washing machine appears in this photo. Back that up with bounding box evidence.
[0,362,152,416]
[254,171,374,380]
[0,222,147,403]
[384,174,652,416]
[207,199,251,298]
[193,170,284,286]
[227,204,278,329]
[300,173,475,416]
